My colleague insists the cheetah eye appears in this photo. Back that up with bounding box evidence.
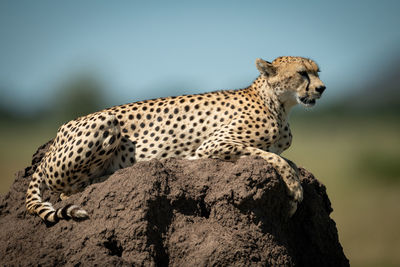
[298,71,309,79]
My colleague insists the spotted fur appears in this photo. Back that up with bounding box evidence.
[26,56,326,224]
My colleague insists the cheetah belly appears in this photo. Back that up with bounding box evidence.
[114,103,227,163]
[132,135,202,161]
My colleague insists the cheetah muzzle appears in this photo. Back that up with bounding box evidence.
[26,56,326,225]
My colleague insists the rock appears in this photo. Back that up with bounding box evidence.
[0,143,349,266]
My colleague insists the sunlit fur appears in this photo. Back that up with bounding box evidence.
[26,56,325,225]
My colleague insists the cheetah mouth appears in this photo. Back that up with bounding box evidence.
[297,96,316,107]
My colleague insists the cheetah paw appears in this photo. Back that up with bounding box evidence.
[60,193,70,200]
[71,208,89,221]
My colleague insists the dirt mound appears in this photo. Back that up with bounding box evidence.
[0,142,349,266]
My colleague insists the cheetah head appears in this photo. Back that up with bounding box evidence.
[256,56,326,108]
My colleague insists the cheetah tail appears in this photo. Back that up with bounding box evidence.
[25,170,89,226]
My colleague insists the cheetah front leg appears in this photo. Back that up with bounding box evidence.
[194,141,303,216]
[241,147,303,216]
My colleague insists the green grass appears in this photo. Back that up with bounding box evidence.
[284,116,400,266]
[1,116,399,266]
[0,121,56,192]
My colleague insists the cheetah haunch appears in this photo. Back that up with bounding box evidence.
[26,56,326,225]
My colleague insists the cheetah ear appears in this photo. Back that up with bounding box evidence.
[255,58,276,76]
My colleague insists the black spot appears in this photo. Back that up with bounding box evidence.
[109,136,116,145]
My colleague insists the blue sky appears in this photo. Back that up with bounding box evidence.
[1,0,400,112]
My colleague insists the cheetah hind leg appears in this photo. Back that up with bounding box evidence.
[104,136,137,173]
[60,139,133,206]
[26,112,122,225]
[54,126,134,221]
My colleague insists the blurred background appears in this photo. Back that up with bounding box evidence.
[1,0,399,265]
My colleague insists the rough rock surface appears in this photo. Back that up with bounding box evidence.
[0,142,349,266]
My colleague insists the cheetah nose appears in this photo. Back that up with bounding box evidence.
[316,85,326,94]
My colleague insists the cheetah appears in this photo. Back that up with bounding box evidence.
[26,56,326,225]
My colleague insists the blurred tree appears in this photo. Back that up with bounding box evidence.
[51,72,106,123]
[0,87,29,124]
